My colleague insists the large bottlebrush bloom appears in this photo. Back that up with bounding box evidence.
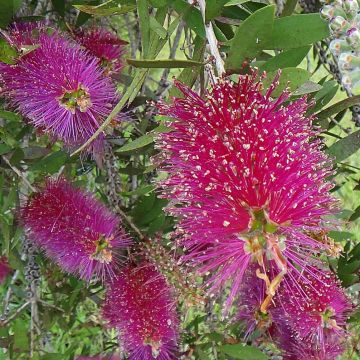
[0,256,11,284]
[21,179,129,281]
[272,270,351,348]
[156,71,337,309]
[74,28,127,75]
[103,263,178,359]
[0,31,119,154]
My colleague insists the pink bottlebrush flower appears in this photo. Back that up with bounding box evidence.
[102,263,178,359]
[0,31,119,154]
[21,179,129,282]
[2,21,45,48]
[74,28,127,75]
[237,266,269,338]
[273,320,345,360]
[0,256,11,284]
[272,270,351,345]
[156,71,337,308]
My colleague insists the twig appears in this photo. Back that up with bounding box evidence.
[1,155,36,192]
[198,0,225,78]
[0,301,30,327]
[2,270,19,315]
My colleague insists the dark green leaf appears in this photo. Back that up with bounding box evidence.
[0,144,11,155]
[270,14,329,49]
[326,130,360,163]
[262,68,310,97]
[127,58,204,68]
[170,0,205,38]
[281,0,298,17]
[205,0,231,21]
[292,81,323,96]
[316,95,360,124]
[73,3,136,15]
[226,5,276,71]
[31,150,69,174]
[0,0,23,28]
[259,46,310,72]
[220,344,268,360]
[116,134,154,153]
[137,0,150,56]
[0,38,18,64]
[51,0,65,16]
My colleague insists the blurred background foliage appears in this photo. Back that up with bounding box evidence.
[0,0,359,359]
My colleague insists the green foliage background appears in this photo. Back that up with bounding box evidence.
[0,0,359,359]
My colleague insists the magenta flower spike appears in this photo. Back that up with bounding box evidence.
[156,71,337,308]
[21,179,129,282]
[0,256,11,284]
[273,270,351,351]
[102,263,178,359]
[75,28,127,75]
[0,31,119,155]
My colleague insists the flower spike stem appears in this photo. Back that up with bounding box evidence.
[198,0,225,78]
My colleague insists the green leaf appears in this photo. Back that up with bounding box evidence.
[281,0,298,17]
[73,3,136,15]
[316,95,360,124]
[150,17,167,39]
[0,0,23,28]
[170,0,205,38]
[328,231,354,242]
[137,0,150,56]
[260,46,310,72]
[205,0,231,21]
[0,144,12,155]
[326,130,360,163]
[220,344,268,360]
[51,0,65,16]
[0,39,18,64]
[226,5,276,71]
[169,36,205,98]
[262,68,310,97]
[13,319,29,351]
[31,150,69,174]
[116,134,154,153]
[292,81,322,96]
[127,58,204,68]
[270,14,329,50]
[0,110,21,122]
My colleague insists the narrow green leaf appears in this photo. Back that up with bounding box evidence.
[260,46,310,72]
[170,0,205,38]
[116,134,154,153]
[169,36,206,98]
[205,0,231,21]
[127,58,204,68]
[51,0,65,16]
[32,150,69,173]
[262,68,310,97]
[220,344,268,360]
[316,95,360,123]
[326,130,360,163]
[150,17,167,39]
[73,3,136,15]
[270,14,329,50]
[0,0,23,28]
[13,319,29,351]
[225,5,276,71]
[0,144,12,155]
[292,81,322,96]
[137,0,150,56]
[0,38,18,64]
[281,0,298,17]
[0,110,21,122]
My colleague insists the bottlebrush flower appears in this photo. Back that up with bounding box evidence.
[21,179,129,282]
[74,28,127,75]
[102,263,178,359]
[3,21,45,48]
[272,270,351,345]
[0,256,10,284]
[0,32,119,154]
[273,320,345,360]
[156,71,337,308]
